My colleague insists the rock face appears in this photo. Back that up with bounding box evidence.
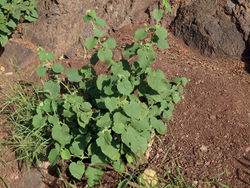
[1,0,249,69]
[0,40,37,68]
[170,0,249,57]
[16,0,159,57]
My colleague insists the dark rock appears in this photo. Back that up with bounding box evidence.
[19,0,93,57]
[170,0,246,57]
[0,40,36,68]
[226,0,250,41]
[16,0,159,58]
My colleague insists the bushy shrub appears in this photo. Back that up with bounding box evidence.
[0,0,38,46]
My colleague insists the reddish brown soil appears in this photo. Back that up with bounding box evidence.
[0,25,249,188]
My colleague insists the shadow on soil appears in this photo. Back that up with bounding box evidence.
[0,47,4,56]
[235,155,250,186]
[241,42,250,73]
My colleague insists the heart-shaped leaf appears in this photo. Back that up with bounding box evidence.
[69,161,85,180]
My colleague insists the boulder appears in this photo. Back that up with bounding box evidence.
[15,0,159,58]
[0,40,37,69]
[170,0,247,57]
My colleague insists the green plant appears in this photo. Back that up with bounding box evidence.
[33,4,188,186]
[1,1,187,186]
[0,0,38,46]
[0,81,51,169]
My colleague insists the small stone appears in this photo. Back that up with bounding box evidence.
[5,72,13,76]
[138,168,158,187]
[21,169,45,188]
[200,145,208,152]
[209,115,216,120]
[192,180,198,186]
[0,40,36,69]
[245,146,250,153]
[38,161,50,170]
[205,161,210,166]
[0,66,5,74]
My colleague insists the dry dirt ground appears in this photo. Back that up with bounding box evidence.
[0,25,249,187]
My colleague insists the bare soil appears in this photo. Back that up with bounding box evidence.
[0,25,249,188]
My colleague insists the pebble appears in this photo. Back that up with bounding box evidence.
[245,146,250,153]
[209,114,216,120]
[5,72,13,75]
[192,180,198,186]
[200,145,208,152]
[205,161,210,166]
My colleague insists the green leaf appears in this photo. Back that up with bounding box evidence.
[147,70,168,92]
[83,14,92,22]
[173,77,182,85]
[0,24,10,34]
[52,63,64,73]
[0,34,8,46]
[148,105,161,117]
[172,92,180,104]
[94,28,103,38]
[38,51,47,62]
[117,80,133,96]
[156,27,167,39]
[150,117,166,134]
[96,113,112,128]
[65,68,82,82]
[48,115,60,126]
[112,122,126,134]
[7,19,16,29]
[85,37,98,50]
[48,144,60,166]
[111,62,130,78]
[44,80,60,99]
[178,86,184,94]
[123,101,148,120]
[134,28,147,41]
[52,124,72,147]
[97,48,113,62]
[24,15,37,22]
[85,167,103,187]
[69,141,84,156]
[102,38,116,49]
[95,17,106,27]
[96,74,107,90]
[113,159,125,172]
[113,112,129,124]
[157,39,169,49]
[47,53,56,61]
[69,161,85,180]
[121,126,148,154]
[104,97,118,112]
[61,149,71,160]
[131,118,150,132]
[96,133,120,160]
[32,114,45,128]
[182,77,188,87]
[153,9,164,22]
[163,109,173,120]
[88,10,97,19]
[80,102,92,112]
[37,66,47,77]
[162,0,172,12]
[122,43,140,58]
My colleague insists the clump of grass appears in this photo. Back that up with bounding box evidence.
[0,81,51,169]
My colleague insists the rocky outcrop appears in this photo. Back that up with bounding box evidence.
[0,0,159,67]
[170,0,249,57]
[1,0,249,69]
[14,0,159,58]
